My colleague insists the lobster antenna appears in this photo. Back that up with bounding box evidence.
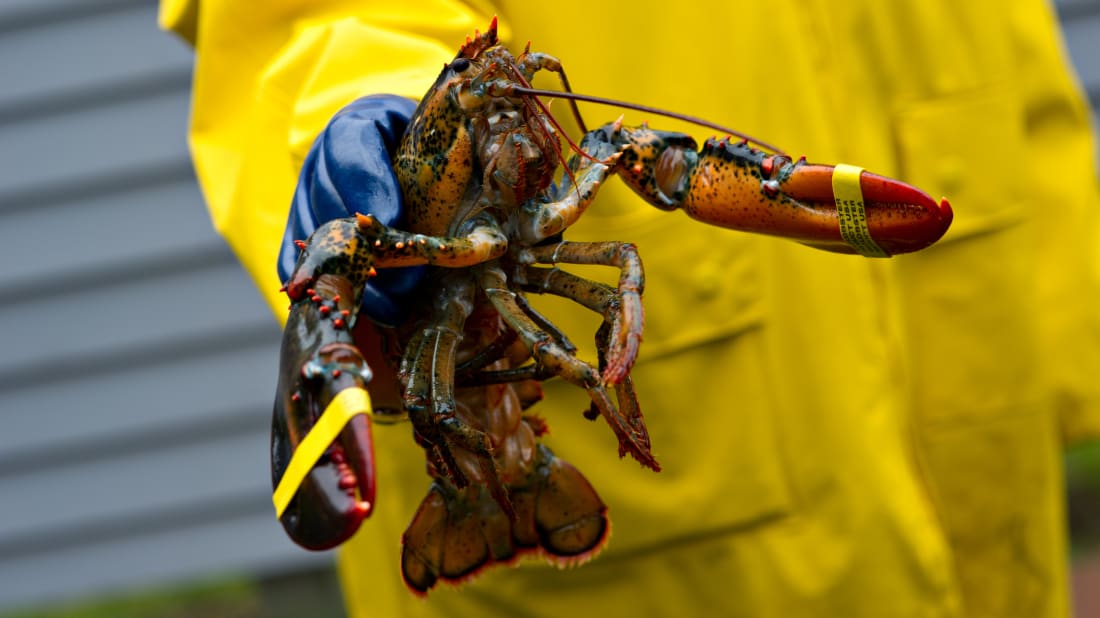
[552,68,587,134]
[510,86,788,156]
[513,42,587,133]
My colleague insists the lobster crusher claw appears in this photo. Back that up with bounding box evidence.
[271,274,378,551]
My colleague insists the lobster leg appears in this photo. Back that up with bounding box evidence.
[399,326,467,487]
[587,123,953,256]
[516,264,651,462]
[511,145,617,244]
[516,241,644,384]
[593,319,648,464]
[476,263,658,471]
[271,274,376,550]
[398,273,511,512]
[284,212,509,303]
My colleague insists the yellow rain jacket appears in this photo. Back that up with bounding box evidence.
[162,1,1100,616]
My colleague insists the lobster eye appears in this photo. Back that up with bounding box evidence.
[450,58,471,72]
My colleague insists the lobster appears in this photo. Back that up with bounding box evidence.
[270,18,953,594]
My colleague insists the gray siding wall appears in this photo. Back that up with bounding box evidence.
[0,0,1097,612]
[0,1,326,612]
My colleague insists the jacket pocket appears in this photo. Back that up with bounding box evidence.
[894,86,1028,242]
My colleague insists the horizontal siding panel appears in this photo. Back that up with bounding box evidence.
[0,0,104,17]
[0,339,280,460]
[0,3,191,107]
[0,425,271,544]
[1055,0,1100,17]
[1062,11,1100,93]
[0,260,277,378]
[0,177,220,290]
[0,88,189,200]
[0,509,331,612]
[0,0,140,24]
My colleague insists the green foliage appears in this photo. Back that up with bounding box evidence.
[1,579,261,618]
[1067,440,1100,555]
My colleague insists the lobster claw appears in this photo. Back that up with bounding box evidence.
[595,123,953,256]
[271,275,377,550]
[764,160,954,256]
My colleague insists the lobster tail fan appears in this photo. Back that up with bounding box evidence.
[400,444,609,595]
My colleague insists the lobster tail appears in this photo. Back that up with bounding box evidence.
[400,444,608,594]
[521,446,610,563]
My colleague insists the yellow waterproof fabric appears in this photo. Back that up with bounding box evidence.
[162,1,1100,616]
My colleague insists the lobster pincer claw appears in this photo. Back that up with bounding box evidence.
[271,273,377,550]
[770,161,953,255]
[596,123,953,256]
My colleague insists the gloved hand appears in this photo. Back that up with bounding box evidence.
[278,94,421,327]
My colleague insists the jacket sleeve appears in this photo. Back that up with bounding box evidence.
[1012,1,1100,444]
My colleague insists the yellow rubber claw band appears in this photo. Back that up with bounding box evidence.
[272,387,372,518]
[832,164,888,257]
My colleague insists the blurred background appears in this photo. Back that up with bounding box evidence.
[0,1,1098,616]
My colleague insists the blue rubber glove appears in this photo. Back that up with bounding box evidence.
[278,94,422,327]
